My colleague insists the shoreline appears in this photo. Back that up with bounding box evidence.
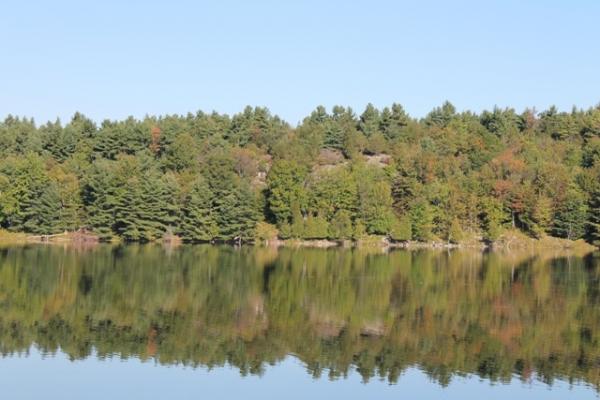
[264,235,597,253]
[1,230,597,253]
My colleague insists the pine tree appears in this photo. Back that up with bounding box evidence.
[82,160,120,239]
[22,183,62,234]
[410,200,434,241]
[114,177,143,241]
[178,177,217,242]
[359,103,381,138]
[266,160,308,225]
[553,188,587,240]
[213,182,259,242]
[290,201,304,239]
[479,197,506,241]
[380,103,409,141]
[128,172,177,241]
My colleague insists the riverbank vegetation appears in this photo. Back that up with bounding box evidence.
[0,103,599,246]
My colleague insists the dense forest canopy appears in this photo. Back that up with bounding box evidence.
[0,245,598,388]
[0,102,599,245]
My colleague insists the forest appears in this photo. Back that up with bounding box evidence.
[0,102,599,245]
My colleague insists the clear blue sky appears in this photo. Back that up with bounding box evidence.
[1,0,599,125]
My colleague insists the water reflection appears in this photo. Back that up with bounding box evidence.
[0,245,598,390]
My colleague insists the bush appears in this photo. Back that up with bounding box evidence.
[329,210,353,240]
[353,219,367,240]
[255,222,279,242]
[303,215,329,239]
[390,215,412,242]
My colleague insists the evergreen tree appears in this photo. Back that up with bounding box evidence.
[114,177,143,241]
[178,177,217,242]
[324,106,356,151]
[213,181,259,242]
[553,188,587,240]
[290,201,304,239]
[82,160,120,239]
[410,200,434,241]
[479,197,506,241]
[359,103,381,138]
[136,171,179,241]
[267,160,308,224]
[165,132,198,171]
[23,183,62,234]
[424,101,456,127]
[380,103,409,141]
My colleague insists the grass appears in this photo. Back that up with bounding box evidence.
[0,229,28,244]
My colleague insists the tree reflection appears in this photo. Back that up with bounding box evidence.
[0,245,598,389]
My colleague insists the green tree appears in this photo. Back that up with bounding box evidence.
[353,219,367,240]
[303,214,329,239]
[267,160,308,224]
[380,103,410,141]
[359,103,381,138]
[165,132,199,171]
[214,182,259,242]
[359,180,395,235]
[532,195,553,237]
[588,182,600,245]
[410,200,434,241]
[328,210,353,240]
[447,217,464,244]
[178,177,217,242]
[390,214,412,242]
[290,202,304,239]
[553,188,587,240]
[479,197,506,241]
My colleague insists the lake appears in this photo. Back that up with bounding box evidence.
[0,245,598,399]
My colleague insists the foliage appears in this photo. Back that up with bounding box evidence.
[0,102,598,245]
[328,210,353,240]
[447,217,464,244]
[1,246,599,388]
[254,222,279,242]
[390,214,412,242]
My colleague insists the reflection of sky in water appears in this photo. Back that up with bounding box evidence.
[1,347,596,400]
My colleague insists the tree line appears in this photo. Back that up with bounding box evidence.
[0,102,599,244]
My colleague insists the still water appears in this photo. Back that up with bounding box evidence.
[0,245,598,399]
